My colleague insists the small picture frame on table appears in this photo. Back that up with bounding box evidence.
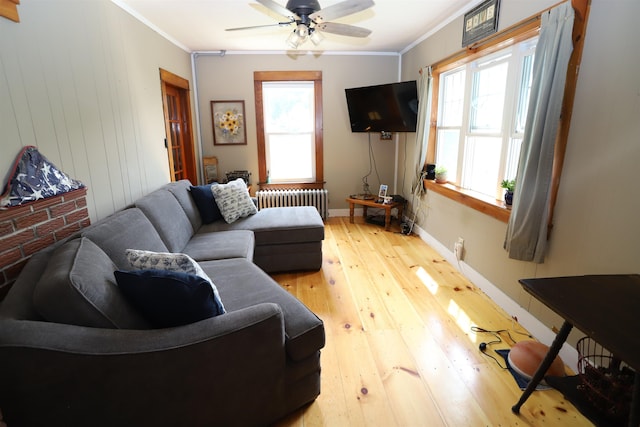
[378,184,388,199]
[377,184,388,203]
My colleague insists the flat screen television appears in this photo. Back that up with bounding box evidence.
[345,80,418,133]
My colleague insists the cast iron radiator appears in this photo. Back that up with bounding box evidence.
[256,189,328,220]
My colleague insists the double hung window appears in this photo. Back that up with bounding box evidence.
[435,38,537,200]
[262,81,316,183]
[254,71,323,188]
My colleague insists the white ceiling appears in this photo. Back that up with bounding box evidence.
[113,0,485,54]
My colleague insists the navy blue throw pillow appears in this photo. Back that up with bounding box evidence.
[189,185,222,224]
[114,269,224,328]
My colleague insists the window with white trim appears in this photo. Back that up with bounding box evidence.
[435,37,537,200]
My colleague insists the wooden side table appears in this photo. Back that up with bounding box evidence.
[346,197,404,231]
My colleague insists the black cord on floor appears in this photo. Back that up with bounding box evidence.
[471,326,533,344]
[472,326,533,370]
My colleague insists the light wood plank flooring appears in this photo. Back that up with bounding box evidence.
[272,216,593,427]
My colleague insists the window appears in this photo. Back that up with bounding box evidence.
[262,81,315,183]
[254,71,324,189]
[424,1,588,224]
[435,38,537,200]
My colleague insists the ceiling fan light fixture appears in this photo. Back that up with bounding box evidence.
[287,23,312,48]
[295,23,309,37]
[309,28,324,45]
[286,29,303,48]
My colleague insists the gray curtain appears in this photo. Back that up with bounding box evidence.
[413,66,432,196]
[504,2,575,262]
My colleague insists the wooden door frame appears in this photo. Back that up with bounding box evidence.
[160,68,197,183]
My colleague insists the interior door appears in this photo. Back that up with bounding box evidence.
[160,69,197,183]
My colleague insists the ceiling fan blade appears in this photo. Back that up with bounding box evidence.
[256,0,300,20]
[226,20,294,32]
[309,0,374,23]
[315,22,371,38]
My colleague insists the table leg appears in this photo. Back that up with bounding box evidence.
[384,207,391,231]
[362,205,368,218]
[630,372,640,427]
[349,202,354,224]
[512,320,573,414]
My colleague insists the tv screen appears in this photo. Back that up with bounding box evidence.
[345,80,418,133]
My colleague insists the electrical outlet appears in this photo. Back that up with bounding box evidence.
[380,131,393,140]
[454,237,464,261]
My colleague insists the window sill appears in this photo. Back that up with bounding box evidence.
[423,179,511,223]
[258,182,325,191]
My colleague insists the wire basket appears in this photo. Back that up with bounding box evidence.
[577,336,635,423]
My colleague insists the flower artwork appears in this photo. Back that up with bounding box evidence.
[218,109,241,136]
[211,101,246,145]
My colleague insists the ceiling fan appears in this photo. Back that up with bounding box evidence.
[226,0,375,49]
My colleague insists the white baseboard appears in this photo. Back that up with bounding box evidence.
[329,208,354,218]
[409,221,579,370]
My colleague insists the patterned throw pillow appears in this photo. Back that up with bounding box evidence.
[210,178,257,224]
[125,248,225,314]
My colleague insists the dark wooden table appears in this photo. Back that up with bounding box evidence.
[513,274,640,426]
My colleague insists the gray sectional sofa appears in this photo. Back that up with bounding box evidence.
[0,179,326,426]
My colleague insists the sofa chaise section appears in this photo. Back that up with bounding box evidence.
[198,205,324,273]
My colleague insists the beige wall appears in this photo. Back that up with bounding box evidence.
[398,0,640,344]
[0,0,192,221]
[194,53,399,207]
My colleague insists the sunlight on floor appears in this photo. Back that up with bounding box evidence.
[415,265,480,345]
[447,299,478,344]
[415,266,439,295]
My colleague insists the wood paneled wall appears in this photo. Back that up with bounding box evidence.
[0,0,193,222]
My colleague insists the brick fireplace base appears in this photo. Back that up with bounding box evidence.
[0,188,90,300]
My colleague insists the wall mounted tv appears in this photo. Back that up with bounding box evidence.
[345,80,418,133]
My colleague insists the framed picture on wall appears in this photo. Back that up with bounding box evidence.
[211,100,246,145]
[462,0,500,47]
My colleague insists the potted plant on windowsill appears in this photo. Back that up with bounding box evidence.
[435,166,448,184]
[501,179,516,206]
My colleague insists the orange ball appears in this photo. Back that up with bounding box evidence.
[508,340,566,380]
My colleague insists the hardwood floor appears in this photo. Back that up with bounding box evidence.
[272,217,593,427]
